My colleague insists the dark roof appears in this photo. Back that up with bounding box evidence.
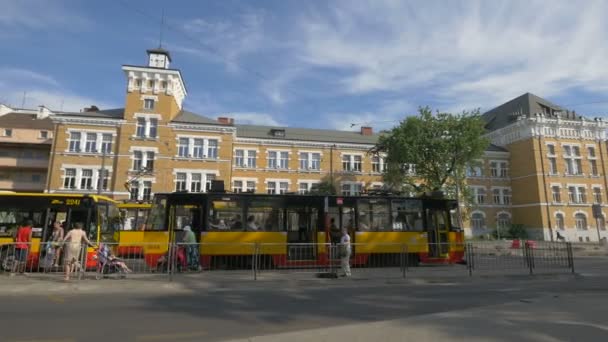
[146,47,172,62]
[482,93,583,131]
[486,144,508,152]
[236,124,380,144]
[55,108,124,119]
[0,113,54,130]
[171,110,223,125]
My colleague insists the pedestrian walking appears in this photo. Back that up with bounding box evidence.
[339,228,351,277]
[50,221,64,267]
[62,222,94,281]
[12,219,33,275]
[182,226,200,271]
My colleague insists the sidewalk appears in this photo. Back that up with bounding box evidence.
[0,268,582,296]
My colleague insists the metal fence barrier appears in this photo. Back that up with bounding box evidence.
[0,240,576,281]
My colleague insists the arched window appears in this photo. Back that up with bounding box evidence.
[575,213,587,230]
[471,212,485,229]
[555,213,565,230]
[497,213,511,230]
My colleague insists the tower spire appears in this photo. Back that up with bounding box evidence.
[159,9,165,48]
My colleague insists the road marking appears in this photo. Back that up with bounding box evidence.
[135,331,207,341]
[47,295,64,303]
[11,339,75,342]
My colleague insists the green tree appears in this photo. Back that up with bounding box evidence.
[308,176,337,195]
[374,106,489,197]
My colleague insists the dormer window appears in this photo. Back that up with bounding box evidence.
[271,129,285,137]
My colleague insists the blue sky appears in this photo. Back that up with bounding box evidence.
[1,0,608,130]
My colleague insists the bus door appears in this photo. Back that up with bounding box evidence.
[166,197,203,268]
[425,208,449,258]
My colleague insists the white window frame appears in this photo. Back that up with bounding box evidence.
[143,98,155,110]
[60,165,112,192]
[574,212,588,230]
[266,179,291,194]
[133,113,162,139]
[175,136,221,160]
[232,177,258,193]
[342,154,363,172]
[234,149,257,168]
[298,151,322,171]
[173,169,220,193]
[471,211,486,230]
[340,182,364,196]
[297,180,320,194]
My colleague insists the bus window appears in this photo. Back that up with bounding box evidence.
[247,198,283,231]
[209,199,243,231]
[392,199,423,231]
[146,197,167,231]
[0,209,44,237]
[357,199,389,231]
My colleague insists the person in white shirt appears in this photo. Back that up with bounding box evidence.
[339,228,352,277]
[246,215,258,231]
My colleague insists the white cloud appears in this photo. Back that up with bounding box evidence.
[228,112,284,126]
[293,0,608,110]
[0,67,114,111]
[175,12,267,72]
[2,89,115,112]
[326,98,414,131]
[0,0,87,30]
[0,68,59,87]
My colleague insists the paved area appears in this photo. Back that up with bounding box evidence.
[0,257,605,341]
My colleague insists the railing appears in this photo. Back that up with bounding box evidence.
[0,240,576,282]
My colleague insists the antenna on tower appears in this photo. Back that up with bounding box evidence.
[158,9,165,48]
[21,91,27,108]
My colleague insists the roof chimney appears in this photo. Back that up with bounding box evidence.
[217,117,234,125]
[360,126,373,136]
[84,105,99,112]
[37,105,53,119]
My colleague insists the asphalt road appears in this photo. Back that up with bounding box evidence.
[0,257,606,341]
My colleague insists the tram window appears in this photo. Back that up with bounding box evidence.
[173,205,201,231]
[357,200,389,231]
[122,209,136,231]
[209,199,243,231]
[342,207,355,231]
[286,207,318,232]
[392,199,423,232]
[247,199,283,231]
[146,198,167,231]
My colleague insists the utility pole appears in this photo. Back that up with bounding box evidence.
[329,144,336,191]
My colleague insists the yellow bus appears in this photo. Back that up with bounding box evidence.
[0,193,122,270]
[142,192,464,269]
[115,202,151,256]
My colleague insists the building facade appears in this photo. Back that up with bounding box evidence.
[483,93,608,242]
[0,105,54,192]
[7,49,606,242]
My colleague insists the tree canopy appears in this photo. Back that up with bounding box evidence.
[374,107,489,194]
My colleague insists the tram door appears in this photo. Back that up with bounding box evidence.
[286,204,318,260]
[327,199,355,258]
[426,208,449,258]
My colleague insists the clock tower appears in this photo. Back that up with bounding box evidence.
[147,47,171,69]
